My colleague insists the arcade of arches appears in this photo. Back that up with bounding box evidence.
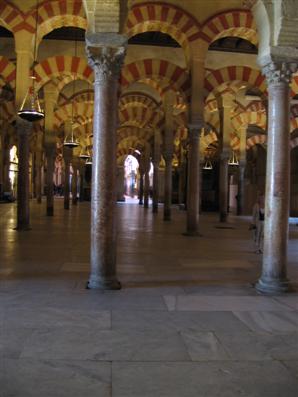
[1,1,298,395]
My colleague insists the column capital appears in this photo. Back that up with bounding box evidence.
[86,34,127,83]
[262,61,298,85]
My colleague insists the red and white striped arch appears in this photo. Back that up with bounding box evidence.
[34,56,93,91]
[119,92,159,111]
[290,75,298,97]
[37,0,86,43]
[290,117,298,133]
[0,1,23,33]
[121,59,190,99]
[246,134,267,150]
[232,111,266,131]
[117,126,153,144]
[204,66,266,99]
[0,56,16,88]
[200,10,257,45]
[125,2,201,64]
[0,101,15,123]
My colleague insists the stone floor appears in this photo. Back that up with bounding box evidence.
[0,199,298,396]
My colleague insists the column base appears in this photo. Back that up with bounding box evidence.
[255,276,289,295]
[47,207,54,216]
[183,231,202,237]
[86,277,121,290]
[152,205,158,213]
[219,213,228,223]
[14,225,31,231]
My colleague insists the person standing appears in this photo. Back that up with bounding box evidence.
[251,194,265,254]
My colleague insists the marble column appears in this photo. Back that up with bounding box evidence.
[237,162,246,215]
[63,148,71,210]
[116,166,125,202]
[152,130,161,213]
[256,61,298,294]
[163,153,172,221]
[45,143,55,216]
[143,152,150,209]
[79,161,85,201]
[219,150,229,222]
[86,34,126,290]
[35,150,42,204]
[16,119,31,230]
[163,91,175,221]
[237,126,247,215]
[44,84,59,216]
[72,160,78,206]
[217,93,234,222]
[138,169,144,205]
[185,125,201,235]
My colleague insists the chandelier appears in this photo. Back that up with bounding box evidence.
[18,0,44,122]
[228,151,239,166]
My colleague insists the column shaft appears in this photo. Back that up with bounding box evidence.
[164,156,172,220]
[45,145,55,216]
[16,119,30,230]
[63,153,71,210]
[185,127,201,235]
[237,164,245,215]
[219,154,229,222]
[86,38,126,290]
[256,62,296,293]
[138,171,144,205]
[72,166,78,205]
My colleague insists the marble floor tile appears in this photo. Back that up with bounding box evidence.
[112,310,250,332]
[20,327,190,361]
[282,360,298,379]
[4,307,111,329]
[112,361,298,397]
[1,359,111,397]
[274,296,298,310]
[233,310,298,333]
[180,330,230,360]
[163,295,293,311]
[215,331,298,361]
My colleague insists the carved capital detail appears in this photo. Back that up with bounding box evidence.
[86,45,126,83]
[263,61,298,85]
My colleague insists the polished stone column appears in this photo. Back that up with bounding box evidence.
[152,131,161,213]
[16,118,31,230]
[63,148,71,210]
[44,144,55,216]
[72,160,78,206]
[86,34,126,290]
[163,153,172,221]
[237,162,246,215]
[138,169,144,205]
[256,61,297,294]
[219,150,229,222]
[143,154,150,209]
[185,125,201,235]
[79,162,85,202]
[35,150,42,204]
[116,166,125,202]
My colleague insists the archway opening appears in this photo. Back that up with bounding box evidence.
[124,155,139,201]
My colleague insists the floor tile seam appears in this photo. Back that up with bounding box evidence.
[272,296,297,310]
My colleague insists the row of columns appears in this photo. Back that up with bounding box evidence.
[11,27,297,295]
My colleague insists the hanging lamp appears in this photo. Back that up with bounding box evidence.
[18,0,44,122]
[203,159,213,170]
[63,32,79,148]
[79,146,90,159]
[228,151,239,166]
[63,120,79,148]
[85,156,92,165]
